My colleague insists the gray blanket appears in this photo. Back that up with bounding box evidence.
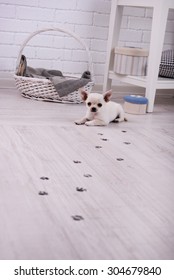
[16,55,91,97]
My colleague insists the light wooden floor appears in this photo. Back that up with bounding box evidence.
[0,87,174,260]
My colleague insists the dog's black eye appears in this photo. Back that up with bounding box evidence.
[98,103,102,107]
[87,102,91,106]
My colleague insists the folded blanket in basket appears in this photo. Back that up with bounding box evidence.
[16,55,91,97]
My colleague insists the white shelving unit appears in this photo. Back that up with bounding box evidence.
[103,0,174,112]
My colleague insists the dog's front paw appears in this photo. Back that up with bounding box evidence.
[74,118,87,125]
[85,121,94,126]
[75,120,84,125]
[85,120,106,126]
[75,120,82,125]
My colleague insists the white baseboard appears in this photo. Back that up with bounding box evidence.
[0,72,15,88]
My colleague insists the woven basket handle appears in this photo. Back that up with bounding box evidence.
[16,27,94,80]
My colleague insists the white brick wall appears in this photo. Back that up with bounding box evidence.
[0,0,174,84]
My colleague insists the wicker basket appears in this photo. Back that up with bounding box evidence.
[14,27,94,103]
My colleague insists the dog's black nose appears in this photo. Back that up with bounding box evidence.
[91,107,97,112]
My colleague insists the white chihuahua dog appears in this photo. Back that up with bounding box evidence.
[75,90,126,126]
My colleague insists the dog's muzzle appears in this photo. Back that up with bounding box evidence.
[91,107,97,112]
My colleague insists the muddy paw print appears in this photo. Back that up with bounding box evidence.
[76,187,87,192]
[72,215,84,221]
[40,176,49,180]
[73,160,81,164]
[83,174,92,178]
[38,191,48,196]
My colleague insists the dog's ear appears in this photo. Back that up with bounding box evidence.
[103,90,112,102]
[81,90,89,101]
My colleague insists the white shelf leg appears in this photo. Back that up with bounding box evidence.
[145,3,169,112]
[103,0,123,92]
